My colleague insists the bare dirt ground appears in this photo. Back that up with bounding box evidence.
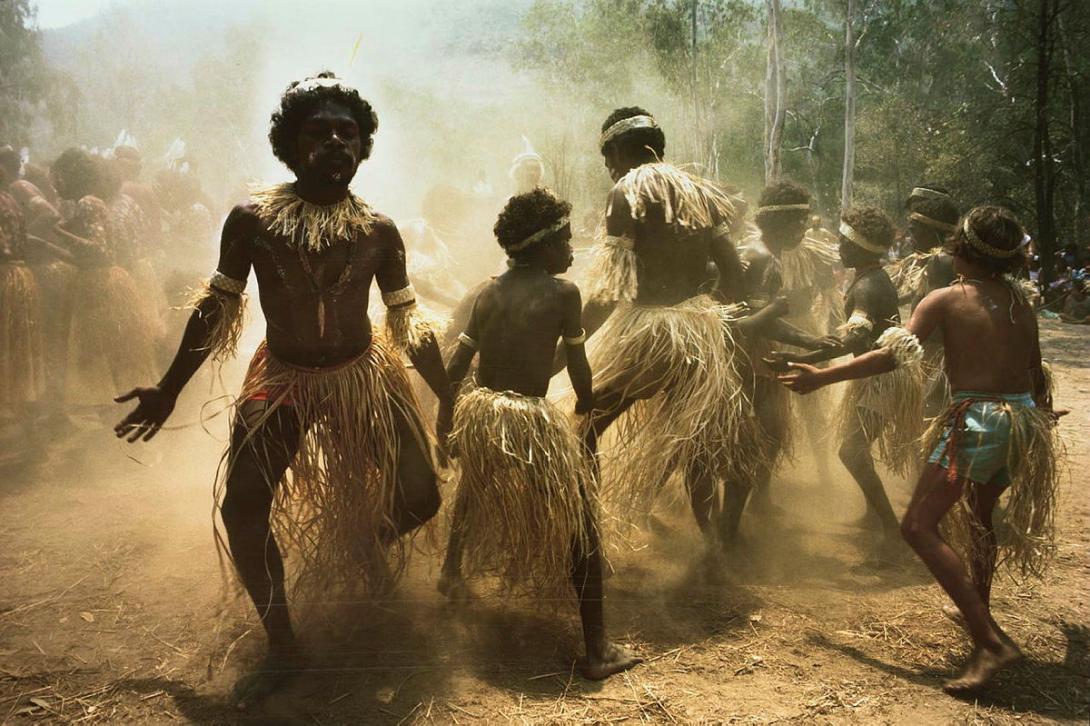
[1,319,1087,724]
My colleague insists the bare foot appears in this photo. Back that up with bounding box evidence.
[578,643,642,680]
[943,641,1023,694]
[437,571,472,602]
[231,650,307,709]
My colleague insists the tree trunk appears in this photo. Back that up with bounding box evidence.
[841,0,856,211]
[1034,0,1057,287]
[1057,10,1086,248]
[764,0,786,184]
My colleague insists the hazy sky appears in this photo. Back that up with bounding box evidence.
[33,0,133,29]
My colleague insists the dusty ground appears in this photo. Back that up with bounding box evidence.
[1,319,1087,724]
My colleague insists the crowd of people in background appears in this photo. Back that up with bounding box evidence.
[0,139,217,459]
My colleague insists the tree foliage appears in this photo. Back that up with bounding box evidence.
[514,0,1090,249]
[0,0,50,145]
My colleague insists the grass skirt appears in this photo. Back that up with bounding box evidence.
[587,295,757,512]
[0,263,45,406]
[64,266,159,405]
[925,398,1062,580]
[835,361,925,476]
[216,336,435,600]
[449,387,593,597]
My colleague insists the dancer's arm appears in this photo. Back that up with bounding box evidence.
[559,283,594,414]
[115,204,255,442]
[780,288,945,394]
[375,219,451,402]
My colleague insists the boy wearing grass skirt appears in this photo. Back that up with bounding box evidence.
[780,206,1063,693]
[438,188,641,680]
[768,206,922,549]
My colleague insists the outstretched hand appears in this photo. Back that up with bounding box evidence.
[777,362,827,395]
[114,387,177,443]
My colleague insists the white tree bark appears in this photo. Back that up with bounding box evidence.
[841,0,856,211]
[764,0,786,184]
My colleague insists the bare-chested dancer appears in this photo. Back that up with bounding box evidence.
[780,206,1062,693]
[114,73,450,705]
[735,181,840,524]
[580,107,783,553]
[891,184,961,416]
[437,188,640,679]
[768,207,924,549]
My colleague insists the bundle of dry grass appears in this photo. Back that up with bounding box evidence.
[187,283,248,364]
[449,387,594,598]
[926,398,1063,580]
[586,295,760,513]
[214,336,435,603]
[250,182,376,251]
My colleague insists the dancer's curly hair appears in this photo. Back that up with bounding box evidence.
[269,71,378,172]
[494,188,571,259]
[841,206,895,252]
[755,180,811,230]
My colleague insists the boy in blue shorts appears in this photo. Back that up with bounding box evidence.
[779,206,1064,693]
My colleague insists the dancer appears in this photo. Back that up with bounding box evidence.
[780,206,1061,692]
[768,207,924,547]
[581,107,782,552]
[115,73,450,704]
[439,188,639,679]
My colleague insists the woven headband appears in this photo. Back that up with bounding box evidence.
[757,203,811,214]
[909,186,952,202]
[288,77,352,95]
[961,215,1025,259]
[909,211,958,233]
[600,115,658,148]
[839,221,888,254]
[505,217,569,253]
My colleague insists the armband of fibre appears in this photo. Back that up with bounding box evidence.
[876,326,923,368]
[587,235,638,303]
[381,284,416,307]
[457,332,478,350]
[384,300,447,355]
[563,329,586,345]
[209,270,247,295]
[840,312,874,335]
[189,275,248,363]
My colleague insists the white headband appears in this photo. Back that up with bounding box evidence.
[505,217,569,253]
[757,203,811,213]
[600,115,658,148]
[909,186,952,202]
[288,77,352,95]
[839,221,887,254]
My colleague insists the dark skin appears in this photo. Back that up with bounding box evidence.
[780,252,1064,692]
[907,217,958,416]
[437,229,640,680]
[113,99,451,706]
[767,236,903,536]
[721,212,838,537]
[581,142,784,553]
